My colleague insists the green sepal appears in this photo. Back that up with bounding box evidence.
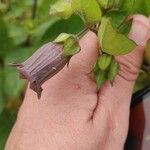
[94,69,107,89]
[49,0,73,19]
[98,54,112,71]
[54,33,72,43]
[63,36,81,57]
[71,0,102,26]
[93,62,107,89]
[98,17,137,56]
[105,10,128,29]
[108,58,120,84]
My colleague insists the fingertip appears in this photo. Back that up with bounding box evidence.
[69,31,99,72]
[95,15,150,118]
[129,14,150,46]
[79,31,99,49]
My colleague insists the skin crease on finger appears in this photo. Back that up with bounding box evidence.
[5,15,150,150]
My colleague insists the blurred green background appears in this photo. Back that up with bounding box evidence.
[0,0,150,149]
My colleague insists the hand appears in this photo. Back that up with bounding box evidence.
[5,15,150,150]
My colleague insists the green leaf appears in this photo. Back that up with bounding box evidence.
[9,24,28,45]
[64,36,81,57]
[0,110,16,150]
[4,67,26,98]
[118,20,132,35]
[105,10,132,35]
[105,10,128,29]
[41,15,84,42]
[145,0,150,15]
[120,0,135,12]
[49,0,73,19]
[54,33,72,43]
[0,19,14,59]
[98,17,137,55]
[71,0,102,26]
[0,69,5,114]
[108,58,120,83]
[121,0,148,16]
[98,54,112,71]
[34,18,59,44]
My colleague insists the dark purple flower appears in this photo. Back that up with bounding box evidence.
[11,42,68,98]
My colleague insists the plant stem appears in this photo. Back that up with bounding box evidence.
[25,0,38,46]
[77,28,89,39]
[32,0,38,20]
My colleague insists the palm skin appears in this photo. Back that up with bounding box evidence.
[5,15,150,150]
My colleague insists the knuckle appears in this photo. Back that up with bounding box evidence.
[116,55,142,81]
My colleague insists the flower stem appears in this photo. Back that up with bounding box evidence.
[77,28,89,39]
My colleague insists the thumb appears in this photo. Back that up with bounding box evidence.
[94,15,150,123]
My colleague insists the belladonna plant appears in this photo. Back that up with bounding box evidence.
[11,0,150,98]
[11,34,81,98]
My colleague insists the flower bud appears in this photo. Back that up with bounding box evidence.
[11,42,68,98]
[63,36,81,57]
[71,0,102,26]
[98,54,112,70]
[92,62,107,89]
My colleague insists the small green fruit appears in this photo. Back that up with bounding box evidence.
[98,54,112,70]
